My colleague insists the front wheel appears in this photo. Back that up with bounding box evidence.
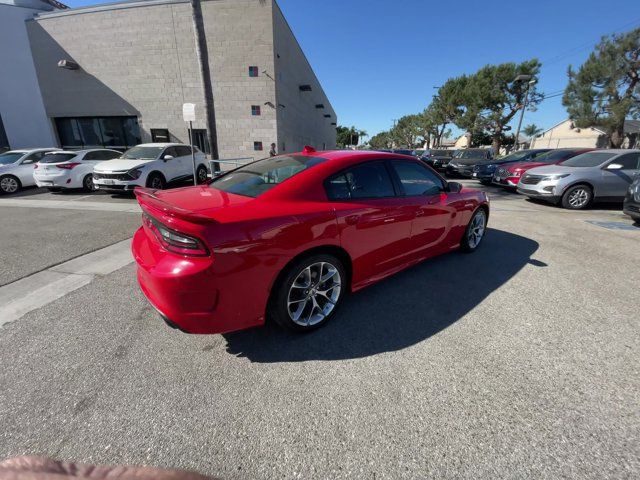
[83,174,97,192]
[460,208,487,253]
[561,184,592,210]
[270,254,346,332]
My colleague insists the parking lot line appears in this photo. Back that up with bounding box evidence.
[0,198,140,213]
[0,239,133,327]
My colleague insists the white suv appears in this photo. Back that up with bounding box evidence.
[92,143,208,192]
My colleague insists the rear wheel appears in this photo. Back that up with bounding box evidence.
[146,173,165,190]
[270,254,346,332]
[460,208,487,253]
[196,165,208,184]
[0,175,21,194]
[561,184,592,210]
[83,173,97,192]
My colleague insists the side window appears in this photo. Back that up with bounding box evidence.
[104,150,121,160]
[325,162,395,200]
[176,146,192,157]
[163,147,178,159]
[22,151,46,164]
[390,161,444,196]
[83,151,99,161]
[615,153,640,170]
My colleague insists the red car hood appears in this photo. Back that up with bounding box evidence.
[135,186,253,223]
[505,161,546,173]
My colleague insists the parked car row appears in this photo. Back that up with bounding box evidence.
[434,147,640,220]
[0,143,209,195]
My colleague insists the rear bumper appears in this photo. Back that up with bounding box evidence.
[132,227,264,334]
[34,174,74,188]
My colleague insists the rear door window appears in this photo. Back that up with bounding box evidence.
[326,162,396,200]
[176,146,192,157]
[389,160,444,196]
[614,153,640,170]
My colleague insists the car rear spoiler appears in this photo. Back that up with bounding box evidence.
[134,187,215,224]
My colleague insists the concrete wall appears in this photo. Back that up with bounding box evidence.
[0,2,57,149]
[201,0,277,161]
[272,1,336,153]
[28,0,204,146]
[531,119,606,149]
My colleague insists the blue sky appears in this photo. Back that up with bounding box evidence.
[64,0,640,140]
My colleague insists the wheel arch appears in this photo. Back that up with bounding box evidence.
[560,180,595,197]
[146,170,166,185]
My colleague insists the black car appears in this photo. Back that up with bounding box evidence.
[422,149,455,169]
[623,175,640,224]
[445,149,493,177]
[471,149,552,184]
[392,149,417,156]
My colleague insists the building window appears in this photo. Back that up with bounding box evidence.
[151,128,170,143]
[249,66,259,77]
[54,116,140,150]
[281,142,285,152]
[254,141,263,151]
[0,114,9,151]
[251,105,261,116]
[191,129,211,155]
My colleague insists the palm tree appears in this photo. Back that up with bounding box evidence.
[522,124,543,139]
[190,0,219,166]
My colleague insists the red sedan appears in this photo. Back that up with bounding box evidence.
[132,148,489,334]
[493,148,595,188]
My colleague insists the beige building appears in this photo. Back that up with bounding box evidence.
[23,0,336,160]
[531,119,639,149]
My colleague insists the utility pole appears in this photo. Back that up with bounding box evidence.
[512,75,536,153]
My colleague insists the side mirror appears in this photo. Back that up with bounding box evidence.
[163,155,174,162]
[606,163,623,170]
[447,181,463,193]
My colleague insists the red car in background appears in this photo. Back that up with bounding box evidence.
[492,148,595,188]
[132,148,490,335]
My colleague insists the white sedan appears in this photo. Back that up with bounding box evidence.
[0,148,60,194]
[33,149,121,192]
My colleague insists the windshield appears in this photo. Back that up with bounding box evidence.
[561,152,617,167]
[432,150,452,157]
[121,146,163,160]
[454,149,487,159]
[0,152,25,165]
[211,155,327,198]
[534,150,578,164]
[40,153,77,163]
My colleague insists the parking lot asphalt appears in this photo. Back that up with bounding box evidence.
[0,182,639,479]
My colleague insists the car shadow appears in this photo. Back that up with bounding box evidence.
[223,228,539,362]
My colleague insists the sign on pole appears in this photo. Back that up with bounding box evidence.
[182,103,196,122]
[183,103,198,185]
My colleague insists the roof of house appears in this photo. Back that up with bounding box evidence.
[541,118,640,136]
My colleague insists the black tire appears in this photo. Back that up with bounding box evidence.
[0,175,21,194]
[83,173,96,192]
[561,184,592,210]
[269,254,346,332]
[146,172,166,190]
[460,208,487,253]
[480,179,492,185]
[196,165,208,184]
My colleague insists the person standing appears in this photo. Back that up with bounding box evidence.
[269,143,277,157]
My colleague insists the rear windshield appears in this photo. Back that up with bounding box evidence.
[0,152,24,165]
[561,152,616,167]
[40,153,77,163]
[211,155,327,198]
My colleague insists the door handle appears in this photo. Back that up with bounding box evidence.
[345,214,360,225]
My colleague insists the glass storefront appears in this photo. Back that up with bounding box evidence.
[55,116,141,151]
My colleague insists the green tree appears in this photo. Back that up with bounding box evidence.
[368,131,393,149]
[389,114,424,148]
[563,28,640,148]
[455,60,543,153]
[523,124,543,138]
[427,76,470,147]
[336,125,367,148]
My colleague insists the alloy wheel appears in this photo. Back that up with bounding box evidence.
[0,177,18,193]
[150,177,163,189]
[468,210,486,249]
[197,167,208,183]
[84,174,96,191]
[287,262,342,327]
[568,188,589,208]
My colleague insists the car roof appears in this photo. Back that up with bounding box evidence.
[134,143,185,147]
[3,148,58,154]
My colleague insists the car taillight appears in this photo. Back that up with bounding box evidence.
[142,213,209,256]
[56,162,81,170]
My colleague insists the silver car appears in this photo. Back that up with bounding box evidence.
[517,149,640,209]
